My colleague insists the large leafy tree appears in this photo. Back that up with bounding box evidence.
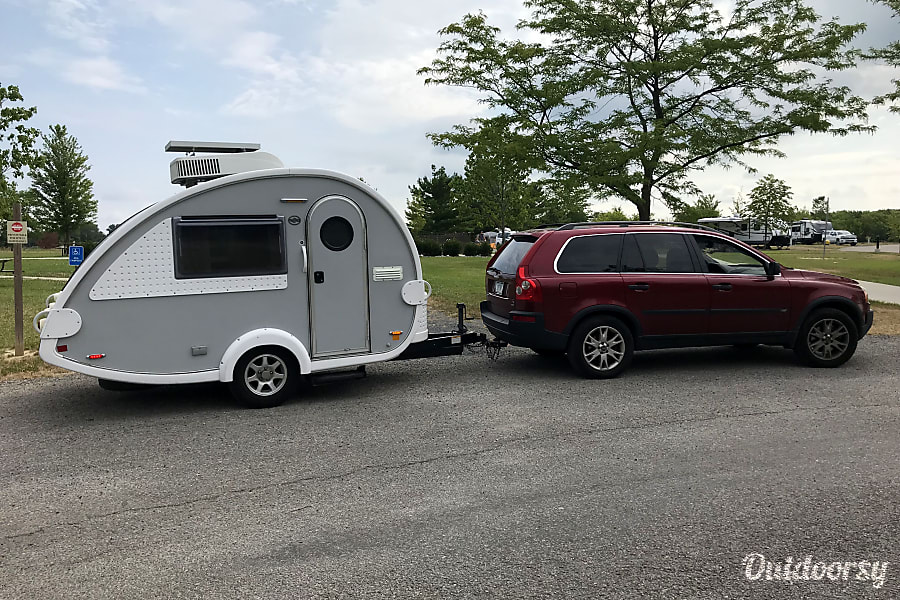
[746,174,795,238]
[1,83,40,240]
[458,119,537,231]
[421,0,871,220]
[30,124,97,246]
[868,0,900,112]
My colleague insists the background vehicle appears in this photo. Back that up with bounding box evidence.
[791,219,833,244]
[481,222,873,379]
[697,216,790,248]
[825,229,858,245]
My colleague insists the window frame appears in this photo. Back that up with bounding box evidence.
[553,233,624,275]
[172,215,287,280]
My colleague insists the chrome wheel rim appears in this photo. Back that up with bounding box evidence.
[582,326,626,371]
[244,354,288,397]
[807,318,850,361]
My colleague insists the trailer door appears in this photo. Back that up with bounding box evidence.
[307,196,370,357]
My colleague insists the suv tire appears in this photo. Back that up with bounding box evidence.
[567,316,634,379]
[794,308,859,368]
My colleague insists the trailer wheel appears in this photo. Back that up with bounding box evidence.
[229,347,299,408]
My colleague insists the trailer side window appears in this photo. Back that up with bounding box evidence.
[173,217,286,279]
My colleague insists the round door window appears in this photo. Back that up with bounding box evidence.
[320,216,354,251]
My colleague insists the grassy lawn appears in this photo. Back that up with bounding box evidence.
[420,256,491,316]
[0,247,68,258]
[766,244,900,286]
[0,277,71,379]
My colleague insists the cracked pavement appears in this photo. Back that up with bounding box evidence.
[1,337,899,599]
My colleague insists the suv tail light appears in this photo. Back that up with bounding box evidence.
[515,266,542,302]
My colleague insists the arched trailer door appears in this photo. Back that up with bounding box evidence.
[306,196,371,358]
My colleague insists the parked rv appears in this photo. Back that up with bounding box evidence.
[696,216,790,248]
[34,142,484,408]
[790,219,833,244]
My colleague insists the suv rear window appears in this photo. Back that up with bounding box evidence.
[491,238,535,274]
[556,234,622,273]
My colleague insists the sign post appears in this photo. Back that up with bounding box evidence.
[8,204,26,356]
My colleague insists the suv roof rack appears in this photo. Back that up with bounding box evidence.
[556,220,720,233]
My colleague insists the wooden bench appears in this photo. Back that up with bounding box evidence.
[0,258,11,273]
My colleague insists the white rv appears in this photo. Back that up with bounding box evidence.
[34,142,482,408]
[696,216,790,247]
[790,220,833,244]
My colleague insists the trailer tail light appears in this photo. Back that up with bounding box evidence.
[87,354,105,360]
[515,266,542,302]
[56,345,68,352]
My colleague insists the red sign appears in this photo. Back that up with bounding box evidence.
[11,222,23,233]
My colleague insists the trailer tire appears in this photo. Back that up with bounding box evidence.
[229,346,299,408]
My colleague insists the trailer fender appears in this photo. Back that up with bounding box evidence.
[219,329,312,382]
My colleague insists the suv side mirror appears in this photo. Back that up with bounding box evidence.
[765,261,781,279]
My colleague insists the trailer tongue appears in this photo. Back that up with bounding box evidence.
[397,303,505,361]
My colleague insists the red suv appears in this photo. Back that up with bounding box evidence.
[481,222,874,378]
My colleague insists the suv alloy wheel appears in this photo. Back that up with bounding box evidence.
[567,316,634,378]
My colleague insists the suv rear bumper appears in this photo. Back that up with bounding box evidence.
[480,301,568,351]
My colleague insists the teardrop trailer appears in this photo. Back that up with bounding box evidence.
[34,142,495,408]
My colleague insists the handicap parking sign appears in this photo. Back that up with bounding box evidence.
[69,246,84,266]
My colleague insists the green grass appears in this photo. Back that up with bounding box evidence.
[420,256,491,315]
[0,247,68,258]
[765,245,900,287]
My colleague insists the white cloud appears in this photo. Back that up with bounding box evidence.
[44,0,111,53]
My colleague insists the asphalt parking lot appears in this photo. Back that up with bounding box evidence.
[1,337,899,599]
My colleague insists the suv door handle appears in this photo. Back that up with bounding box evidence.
[712,283,732,291]
[628,283,650,291]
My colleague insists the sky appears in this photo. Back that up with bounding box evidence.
[1,0,898,230]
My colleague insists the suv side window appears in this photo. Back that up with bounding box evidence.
[632,233,697,273]
[693,235,767,275]
[620,234,645,272]
[556,234,622,273]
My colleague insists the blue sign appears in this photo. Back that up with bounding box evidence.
[68,246,84,266]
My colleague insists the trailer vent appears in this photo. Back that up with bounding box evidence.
[373,266,403,281]
[177,157,221,179]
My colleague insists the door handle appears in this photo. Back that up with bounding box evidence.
[314,271,325,284]
[628,283,650,291]
[300,243,308,273]
[712,283,732,291]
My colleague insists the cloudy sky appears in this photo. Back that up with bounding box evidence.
[1,0,898,229]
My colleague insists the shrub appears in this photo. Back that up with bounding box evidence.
[463,242,480,256]
[442,239,462,256]
[37,232,59,249]
[416,239,441,256]
[478,242,493,256]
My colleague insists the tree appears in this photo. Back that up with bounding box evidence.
[406,165,465,234]
[867,0,900,112]
[531,179,590,225]
[0,82,40,243]
[421,0,871,220]
[30,124,97,246]
[458,119,535,232]
[665,193,720,223]
[810,196,829,220]
[592,206,631,221]
[746,175,795,239]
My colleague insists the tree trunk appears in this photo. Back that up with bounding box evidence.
[638,182,652,221]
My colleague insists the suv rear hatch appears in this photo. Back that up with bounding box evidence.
[485,234,538,317]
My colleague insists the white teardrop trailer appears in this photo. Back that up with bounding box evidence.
[34,142,491,407]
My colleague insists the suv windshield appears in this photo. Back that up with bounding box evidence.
[491,238,535,274]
